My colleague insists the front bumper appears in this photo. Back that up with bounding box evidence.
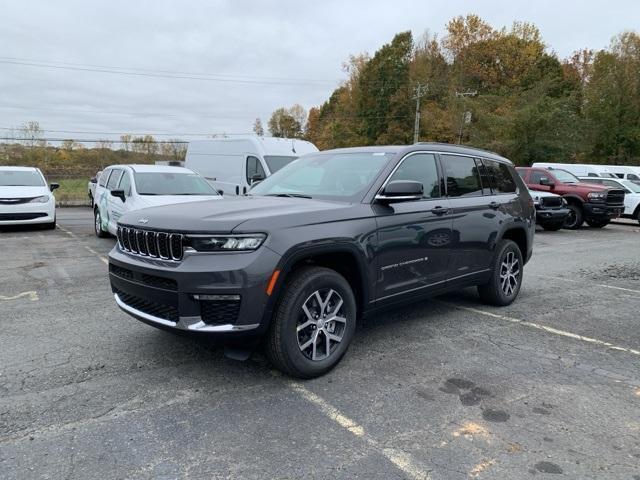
[0,200,55,225]
[108,244,281,338]
[535,206,569,225]
[583,202,623,219]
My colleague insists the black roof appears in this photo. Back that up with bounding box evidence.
[322,142,512,165]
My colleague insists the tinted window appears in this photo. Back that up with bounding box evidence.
[118,172,131,195]
[106,169,123,190]
[264,155,297,173]
[530,170,549,184]
[388,153,440,198]
[134,172,218,195]
[0,169,45,186]
[483,159,517,193]
[98,170,110,187]
[550,169,580,183]
[246,156,266,184]
[628,174,639,181]
[442,155,483,197]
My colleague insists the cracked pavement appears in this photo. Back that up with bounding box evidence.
[1,209,640,479]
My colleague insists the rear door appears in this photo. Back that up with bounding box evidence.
[375,152,453,302]
[441,154,497,278]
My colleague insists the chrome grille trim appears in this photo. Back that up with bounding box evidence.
[117,226,184,261]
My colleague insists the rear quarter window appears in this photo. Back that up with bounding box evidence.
[483,159,517,194]
[442,155,483,197]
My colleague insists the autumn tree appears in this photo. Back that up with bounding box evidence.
[253,118,265,136]
[268,105,306,138]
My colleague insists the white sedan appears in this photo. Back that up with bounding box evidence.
[94,165,222,237]
[0,166,58,229]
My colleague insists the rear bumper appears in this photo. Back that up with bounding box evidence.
[0,201,55,225]
[108,244,281,340]
[583,202,623,219]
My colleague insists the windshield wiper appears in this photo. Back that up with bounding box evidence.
[264,193,312,199]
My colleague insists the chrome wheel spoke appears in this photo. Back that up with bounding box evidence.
[297,319,315,332]
[298,288,347,362]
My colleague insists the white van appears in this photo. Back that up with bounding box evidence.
[185,136,319,196]
[531,162,618,178]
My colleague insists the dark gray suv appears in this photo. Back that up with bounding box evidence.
[108,143,534,378]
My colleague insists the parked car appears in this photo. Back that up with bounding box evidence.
[517,167,625,229]
[0,166,58,229]
[185,136,318,196]
[528,189,570,231]
[109,143,535,378]
[578,177,640,224]
[93,165,222,237]
[88,170,102,207]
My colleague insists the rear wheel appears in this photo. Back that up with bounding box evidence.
[477,239,524,306]
[585,218,610,228]
[563,204,583,229]
[266,266,356,379]
[94,209,108,238]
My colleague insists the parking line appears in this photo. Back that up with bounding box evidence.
[532,274,640,295]
[0,290,39,302]
[57,225,109,265]
[289,382,431,480]
[438,301,640,357]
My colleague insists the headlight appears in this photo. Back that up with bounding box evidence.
[587,192,607,202]
[29,195,50,203]
[187,234,266,252]
[562,198,568,206]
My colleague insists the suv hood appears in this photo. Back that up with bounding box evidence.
[118,195,357,233]
[135,194,221,209]
[0,186,50,198]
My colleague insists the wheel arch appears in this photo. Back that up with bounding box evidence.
[500,226,528,264]
[562,194,583,206]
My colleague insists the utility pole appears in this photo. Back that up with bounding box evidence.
[412,83,428,144]
[455,90,477,144]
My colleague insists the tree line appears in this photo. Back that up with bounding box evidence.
[264,15,640,166]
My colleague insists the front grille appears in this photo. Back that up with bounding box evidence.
[0,197,36,205]
[540,196,563,208]
[200,300,241,325]
[606,190,625,207]
[114,287,179,322]
[109,264,133,279]
[0,213,47,221]
[117,226,184,261]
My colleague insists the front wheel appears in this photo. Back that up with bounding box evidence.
[477,239,524,306]
[266,266,356,379]
[563,204,583,229]
[94,209,108,238]
[585,218,610,228]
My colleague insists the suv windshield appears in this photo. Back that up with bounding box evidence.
[264,155,298,173]
[621,180,640,193]
[0,170,45,186]
[250,152,394,201]
[134,172,218,195]
[552,169,580,183]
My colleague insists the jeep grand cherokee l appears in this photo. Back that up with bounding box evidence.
[108,143,535,378]
[517,167,625,229]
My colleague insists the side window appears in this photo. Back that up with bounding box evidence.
[628,174,639,181]
[442,155,483,197]
[474,159,492,195]
[118,171,131,195]
[483,159,517,194]
[106,169,123,190]
[387,153,440,199]
[516,169,527,180]
[246,156,266,184]
[98,169,110,187]
[530,170,549,184]
[602,180,619,188]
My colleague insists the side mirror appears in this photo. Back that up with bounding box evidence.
[217,189,224,196]
[250,173,265,185]
[49,183,60,192]
[539,177,554,187]
[110,189,126,202]
[375,180,423,202]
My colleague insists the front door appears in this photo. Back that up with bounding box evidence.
[375,152,453,302]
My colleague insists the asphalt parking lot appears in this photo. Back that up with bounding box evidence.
[1,208,640,479]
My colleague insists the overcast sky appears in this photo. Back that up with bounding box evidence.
[1,0,638,143]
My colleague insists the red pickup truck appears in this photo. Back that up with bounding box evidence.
[517,167,625,229]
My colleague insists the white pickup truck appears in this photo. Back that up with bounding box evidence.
[87,171,101,207]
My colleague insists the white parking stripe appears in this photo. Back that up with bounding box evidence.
[290,382,431,480]
[0,291,39,302]
[57,225,108,265]
[532,274,640,295]
[438,301,640,357]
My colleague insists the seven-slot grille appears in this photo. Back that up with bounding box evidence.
[117,226,184,261]
[606,190,625,207]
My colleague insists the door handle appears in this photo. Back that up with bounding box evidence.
[430,206,447,215]
[489,201,500,210]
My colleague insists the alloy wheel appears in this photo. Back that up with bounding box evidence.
[297,288,347,361]
[500,251,520,296]
[95,211,101,235]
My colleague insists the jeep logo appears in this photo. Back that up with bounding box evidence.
[138,218,149,224]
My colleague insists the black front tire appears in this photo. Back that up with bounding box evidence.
[585,218,610,228]
[477,239,524,306]
[266,266,356,379]
[563,204,583,229]
[94,209,108,238]
[43,217,56,230]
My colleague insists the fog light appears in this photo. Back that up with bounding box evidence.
[192,294,241,301]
